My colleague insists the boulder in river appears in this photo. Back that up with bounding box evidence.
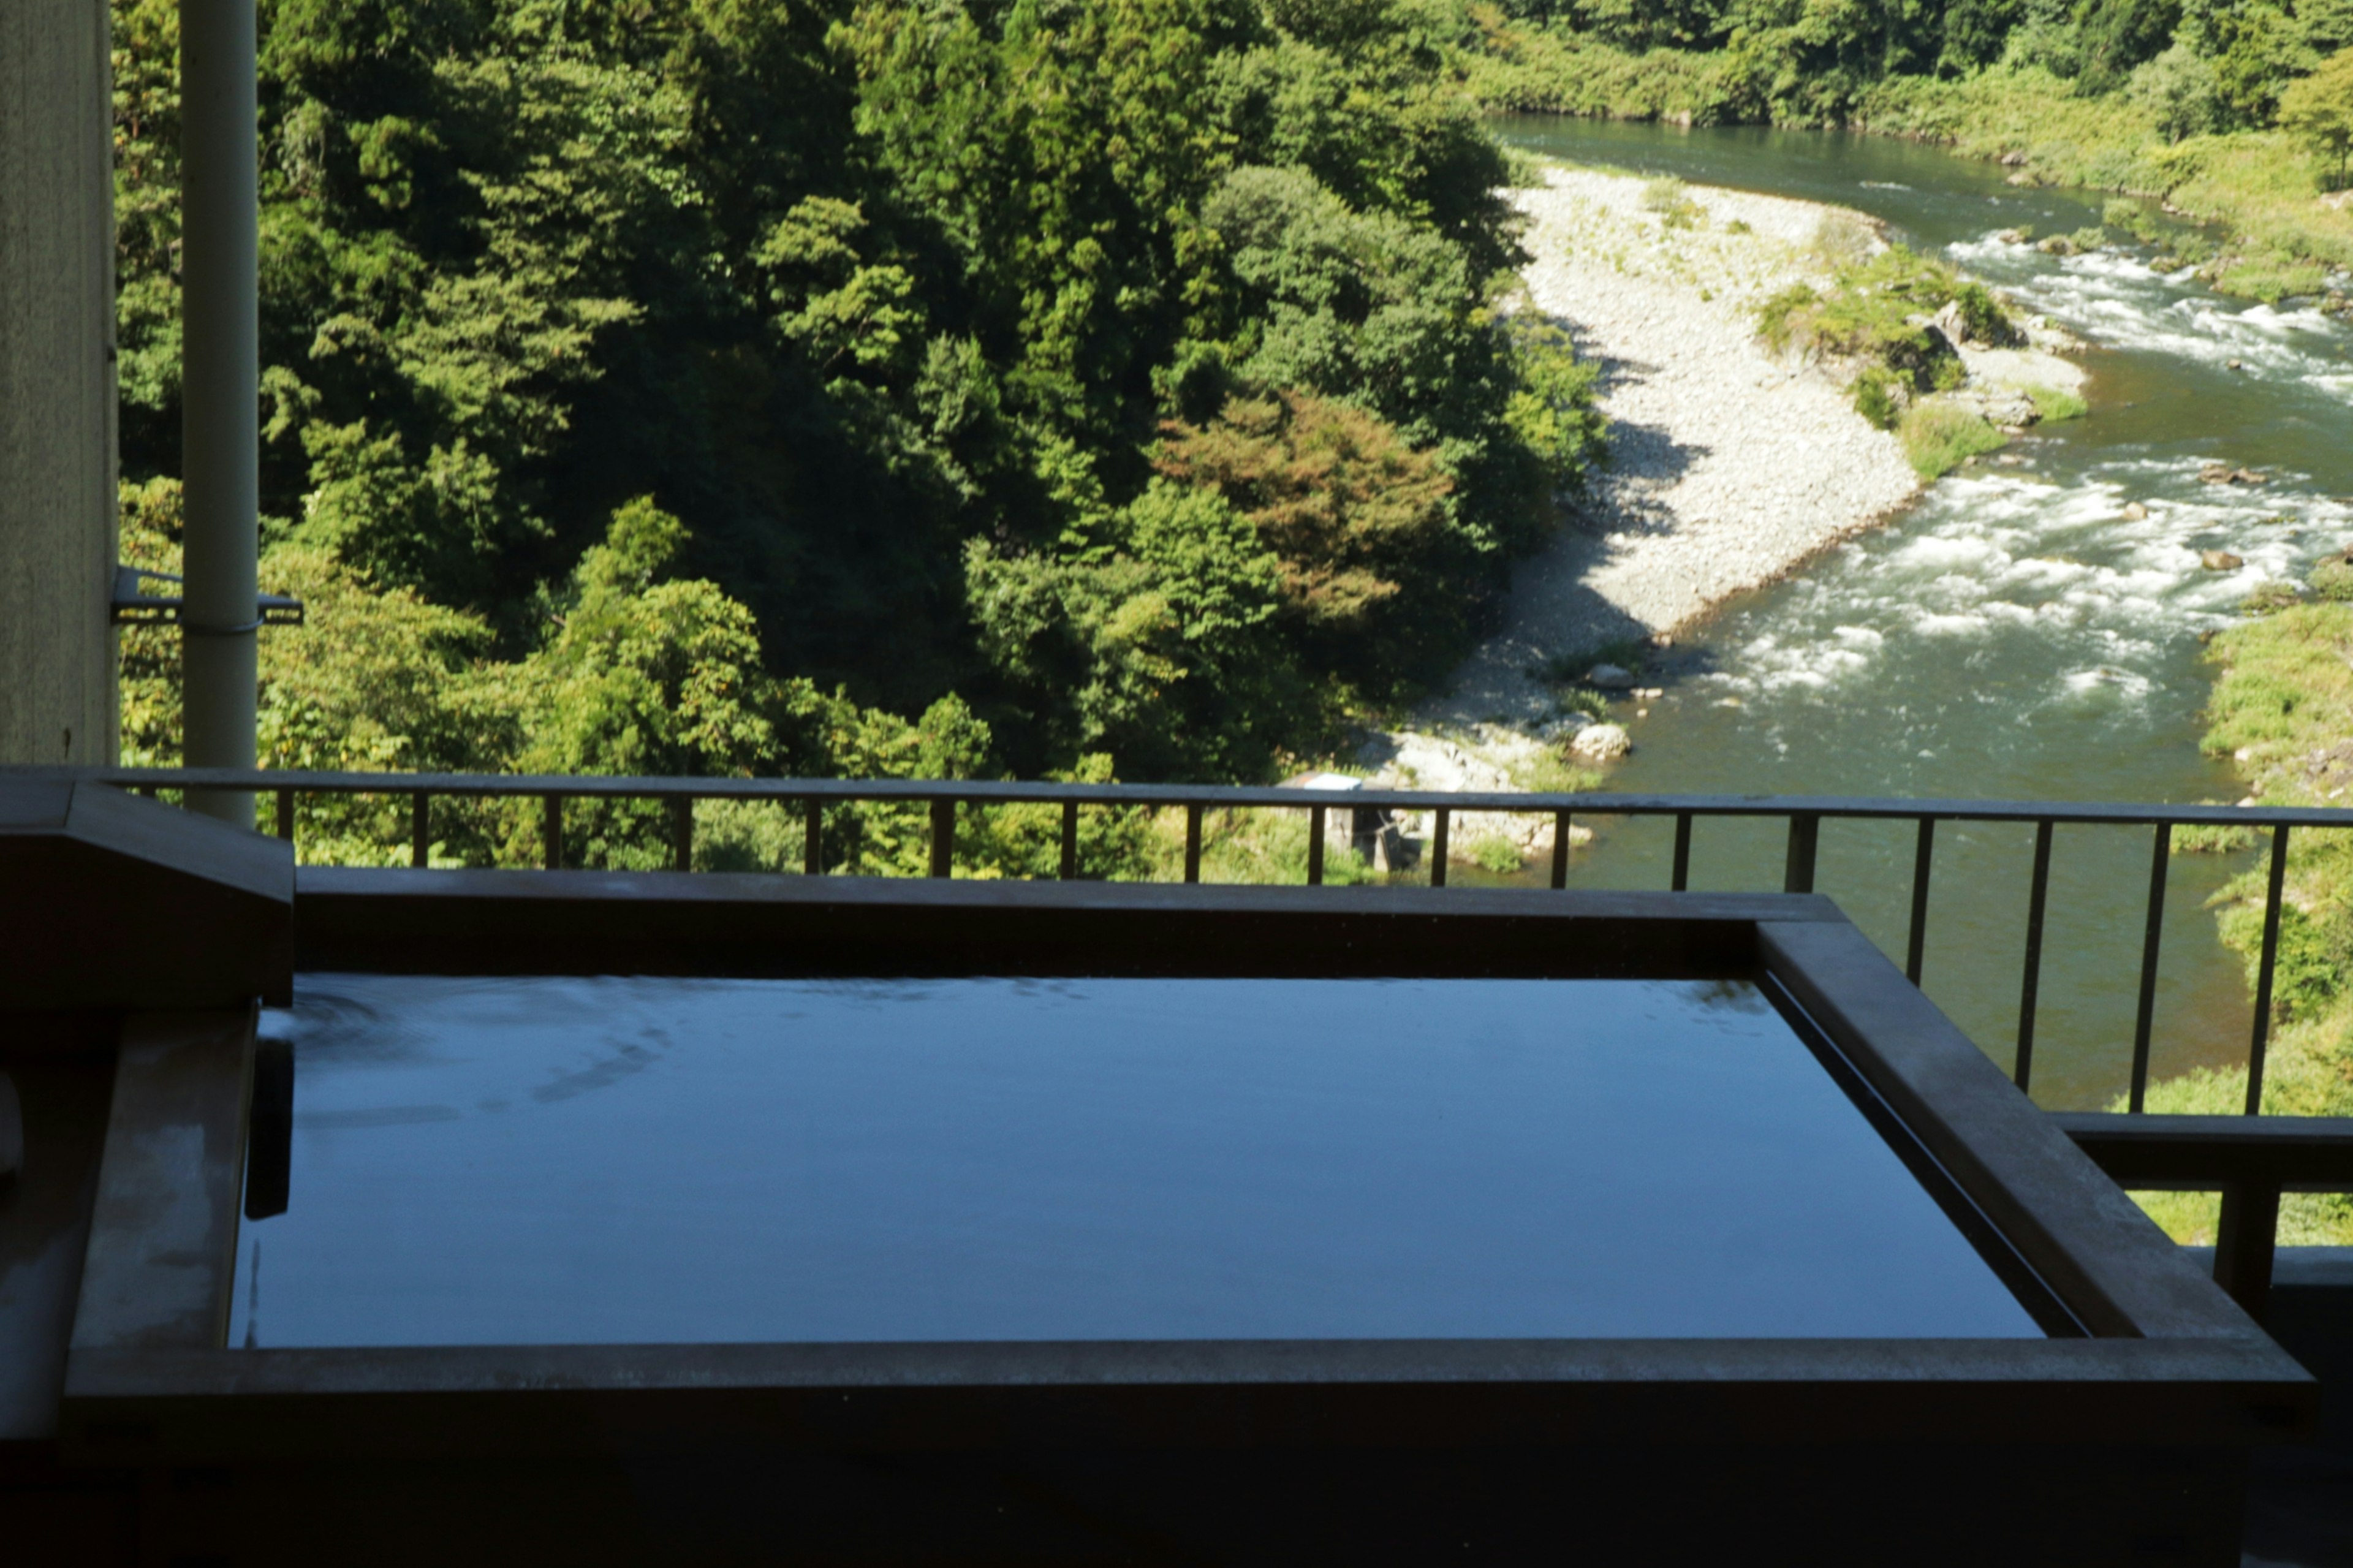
[1569,723,1632,760]
[2201,549,2245,571]
[2200,463,2267,485]
[2122,501,2149,520]
[1586,663,1637,690]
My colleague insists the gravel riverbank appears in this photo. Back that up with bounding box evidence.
[1427,165,1923,727]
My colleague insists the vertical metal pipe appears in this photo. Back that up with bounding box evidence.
[2246,824,2291,1115]
[1670,811,1692,892]
[274,786,293,843]
[2129,822,2170,1114]
[1904,817,1934,985]
[802,798,821,875]
[670,795,693,873]
[1430,808,1450,888]
[178,0,260,826]
[929,798,954,878]
[1058,800,1078,880]
[1306,805,1326,886]
[1550,810,1570,890]
[2013,819,2055,1094]
[410,792,428,868]
[542,793,563,869]
[1183,803,1202,884]
[1783,814,1819,895]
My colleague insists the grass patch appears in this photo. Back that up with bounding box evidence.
[1898,401,2007,478]
[2242,579,2307,615]
[2130,592,2353,1244]
[1641,174,1705,227]
[2023,383,2089,422]
[1147,804,1378,887]
[1507,749,1606,794]
[1756,244,1995,412]
[2172,818,2263,854]
[1465,835,1526,873]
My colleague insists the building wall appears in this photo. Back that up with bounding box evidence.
[0,0,119,766]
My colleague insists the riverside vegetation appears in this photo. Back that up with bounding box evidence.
[2118,558,2353,1243]
[1462,0,2353,303]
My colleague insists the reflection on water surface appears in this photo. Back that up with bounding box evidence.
[233,973,2040,1347]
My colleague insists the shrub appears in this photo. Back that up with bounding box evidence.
[1952,281,2017,345]
[1852,366,1904,428]
[2102,197,2162,242]
[1642,175,1705,227]
[1898,402,2007,478]
[2311,553,2353,601]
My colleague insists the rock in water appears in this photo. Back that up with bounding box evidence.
[2122,501,2149,520]
[1585,663,1637,690]
[1569,723,1632,760]
[2201,549,2245,571]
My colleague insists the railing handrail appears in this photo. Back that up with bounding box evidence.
[42,764,2353,830]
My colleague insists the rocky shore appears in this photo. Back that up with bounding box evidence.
[1425,163,2078,731]
[1335,162,2091,868]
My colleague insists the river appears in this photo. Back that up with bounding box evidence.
[1485,116,2353,1111]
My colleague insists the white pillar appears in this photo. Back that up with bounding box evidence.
[0,0,119,767]
[178,0,258,825]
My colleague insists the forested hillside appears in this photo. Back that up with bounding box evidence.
[113,0,1604,825]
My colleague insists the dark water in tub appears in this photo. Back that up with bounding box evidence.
[230,973,2040,1346]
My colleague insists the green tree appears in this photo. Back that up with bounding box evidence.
[2280,46,2353,187]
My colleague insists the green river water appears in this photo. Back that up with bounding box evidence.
[1482,116,2353,1110]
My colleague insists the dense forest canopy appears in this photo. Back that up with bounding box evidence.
[112,0,1605,829]
[1474,0,2353,133]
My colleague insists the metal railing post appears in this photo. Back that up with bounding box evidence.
[803,798,822,876]
[671,796,694,873]
[275,786,294,844]
[1183,804,1203,884]
[1430,808,1450,888]
[2129,823,2170,1114]
[2246,824,2292,1115]
[1670,811,1692,892]
[1059,801,1079,881]
[411,792,430,869]
[2215,1180,2283,1322]
[1307,805,1326,885]
[1905,817,1934,985]
[1783,814,1819,894]
[930,798,955,878]
[1550,810,1571,890]
[542,793,563,871]
[2013,819,2055,1094]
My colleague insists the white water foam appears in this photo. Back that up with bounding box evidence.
[1697,465,2353,710]
[1952,229,2353,404]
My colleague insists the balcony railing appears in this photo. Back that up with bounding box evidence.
[104,766,2353,1113]
[73,765,2353,1323]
